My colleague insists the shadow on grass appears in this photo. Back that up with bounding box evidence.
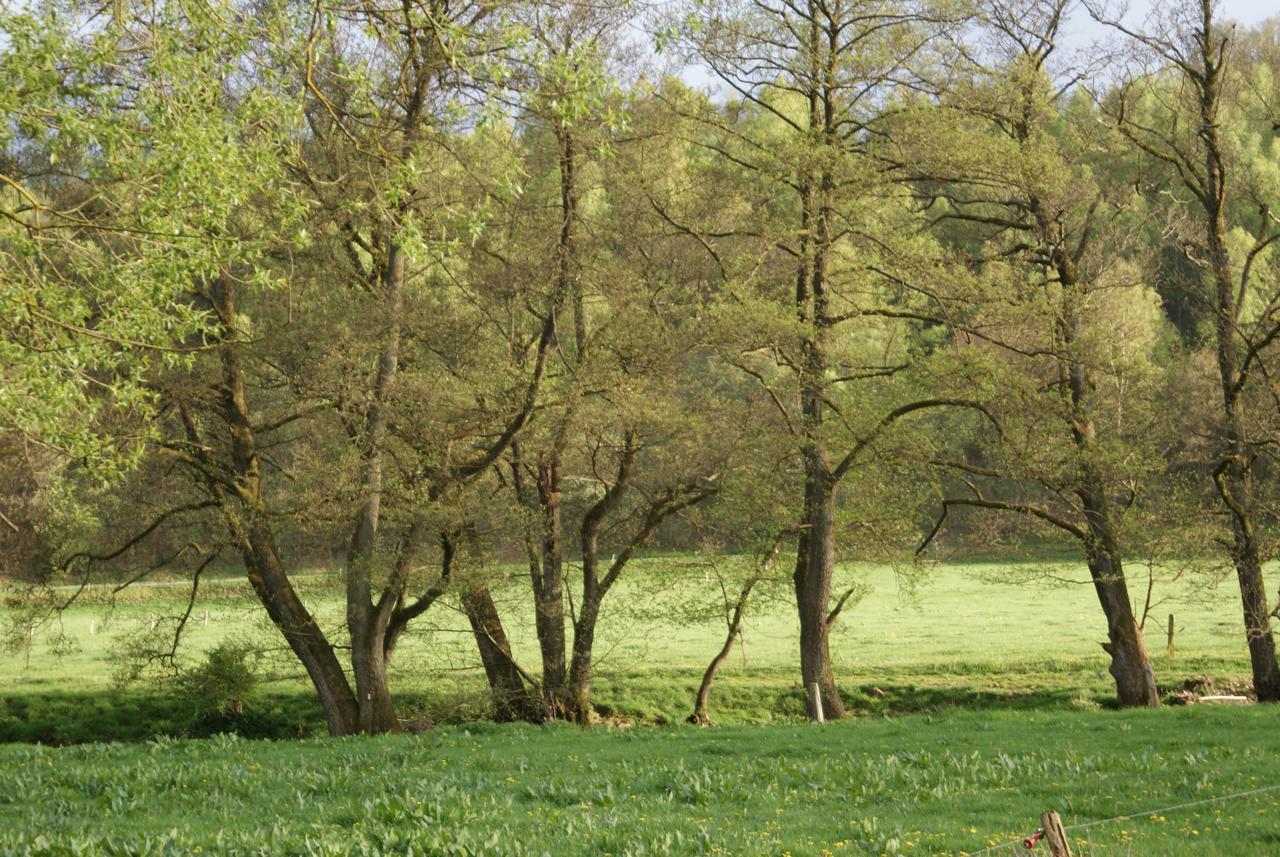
[0,689,326,745]
[0,676,1230,745]
[0,687,509,745]
[814,683,1087,718]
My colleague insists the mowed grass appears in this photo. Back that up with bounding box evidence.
[0,559,1259,742]
[2,707,1278,856]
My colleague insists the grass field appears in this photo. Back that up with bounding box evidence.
[2,558,1276,855]
[2,707,1278,855]
[0,558,1258,742]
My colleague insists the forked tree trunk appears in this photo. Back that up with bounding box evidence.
[510,442,570,718]
[521,114,583,719]
[345,240,407,734]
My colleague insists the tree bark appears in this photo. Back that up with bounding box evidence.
[1086,548,1159,707]
[348,615,398,734]
[461,587,544,723]
[533,456,568,713]
[794,482,845,720]
[234,513,360,735]
[567,589,601,726]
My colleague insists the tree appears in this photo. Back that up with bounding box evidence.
[489,0,636,718]
[899,0,1164,707]
[678,0,977,719]
[0,0,303,644]
[294,0,543,735]
[1094,0,1280,700]
[201,0,563,733]
[59,0,560,735]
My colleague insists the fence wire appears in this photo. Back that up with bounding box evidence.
[962,782,1280,856]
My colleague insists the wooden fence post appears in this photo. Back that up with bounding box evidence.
[1040,810,1072,857]
[1166,613,1175,657]
[807,682,825,723]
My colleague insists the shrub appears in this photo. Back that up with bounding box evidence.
[176,642,259,720]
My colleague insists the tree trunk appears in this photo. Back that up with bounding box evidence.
[1048,247,1161,709]
[344,240,407,733]
[349,619,398,733]
[1208,251,1280,700]
[566,432,639,727]
[1073,416,1158,710]
[1086,548,1159,707]
[533,458,568,713]
[567,591,601,726]
[794,481,845,720]
[1077,468,1158,709]
[205,274,359,736]
[790,35,846,720]
[235,516,360,735]
[461,587,544,723]
[691,581,753,725]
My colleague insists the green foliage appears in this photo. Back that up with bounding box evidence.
[3,0,1280,790]
[0,2,298,481]
[176,642,260,721]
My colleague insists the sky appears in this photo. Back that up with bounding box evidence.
[665,0,1279,94]
[1063,0,1276,44]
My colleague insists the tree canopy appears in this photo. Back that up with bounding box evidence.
[5,0,1280,731]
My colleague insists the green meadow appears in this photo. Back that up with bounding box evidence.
[0,559,1256,742]
[3,559,1275,855]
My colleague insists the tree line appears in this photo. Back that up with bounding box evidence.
[3,0,1280,733]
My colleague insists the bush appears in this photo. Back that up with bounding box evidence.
[176,642,259,720]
